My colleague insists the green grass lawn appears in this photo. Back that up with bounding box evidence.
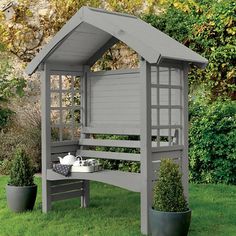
[0,176,235,236]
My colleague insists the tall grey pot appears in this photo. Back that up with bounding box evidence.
[150,208,191,236]
[6,185,37,213]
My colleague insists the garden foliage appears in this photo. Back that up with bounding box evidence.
[8,148,35,186]
[143,0,236,100]
[153,159,188,212]
[0,56,26,130]
[189,99,236,184]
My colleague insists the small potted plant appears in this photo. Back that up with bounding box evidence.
[6,147,37,212]
[150,159,191,236]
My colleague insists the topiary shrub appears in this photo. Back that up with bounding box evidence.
[153,159,188,212]
[8,148,35,186]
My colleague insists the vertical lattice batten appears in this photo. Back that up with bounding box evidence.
[140,58,152,235]
[59,75,63,141]
[168,67,172,146]
[41,63,52,212]
[182,64,189,200]
[156,66,160,147]
[71,76,75,140]
[80,65,90,208]
[180,68,183,145]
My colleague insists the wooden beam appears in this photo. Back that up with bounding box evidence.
[51,190,83,202]
[182,64,189,200]
[86,37,119,66]
[81,126,140,135]
[47,169,141,192]
[140,58,152,235]
[79,138,140,148]
[77,150,141,162]
[41,63,52,212]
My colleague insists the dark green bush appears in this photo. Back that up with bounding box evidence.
[0,107,13,129]
[8,148,35,186]
[143,0,236,100]
[153,159,188,212]
[189,99,236,184]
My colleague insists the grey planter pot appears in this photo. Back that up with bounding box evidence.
[149,208,191,236]
[6,184,37,213]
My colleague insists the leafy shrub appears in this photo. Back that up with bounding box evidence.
[8,148,35,186]
[0,159,12,175]
[153,159,188,212]
[189,99,236,184]
[0,108,13,130]
[0,105,41,174]
[143,0,236,100]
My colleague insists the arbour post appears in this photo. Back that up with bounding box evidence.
[80,65,90,208]
[41,63,52,212]
[140,58,152,235]
[182,64,189,200]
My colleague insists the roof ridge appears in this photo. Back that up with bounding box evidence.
[86,6,137,19]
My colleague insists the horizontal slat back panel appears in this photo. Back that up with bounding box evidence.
[50,179,82,186]
[51,152,77,163]
[51,190,83,202]
[51,182,83,194]
[89,69,140,126]
[79,138,140,148]
[51,142,79,154]
[88,68,181,129]
[151,151,182,181]
[76,150,141,162]
[152,151,182,162]
[51,142,79,163]
[81,126,140,135]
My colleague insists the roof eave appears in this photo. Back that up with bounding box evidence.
[25,7,86,75]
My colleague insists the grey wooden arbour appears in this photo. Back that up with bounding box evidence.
[26,7,207,235]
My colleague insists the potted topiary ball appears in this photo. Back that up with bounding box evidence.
[6,148,37,212]
[150,159,191,236]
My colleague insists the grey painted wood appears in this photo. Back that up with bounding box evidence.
[25,6,207,75]
[152,145,184,153]
[80,65,91,208]
[41,63,52,212]
[47,169,141,192]
[81,180,90,208]
[50,179,82,186]
[87,69,180,127]
[88,70,140,126]
[86,37,118,65]
[77,150,141,162]
[81,126,140,135]
[51,190,83,201]
[152,150,182,162]
[79,138,140,148]
[182,64,189,200]
[51,182,83,194]
[51,144,79,154]
[140,59,152,235]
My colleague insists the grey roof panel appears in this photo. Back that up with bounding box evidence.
[25,6,208,75]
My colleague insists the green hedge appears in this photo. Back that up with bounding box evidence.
[189,99,236,184]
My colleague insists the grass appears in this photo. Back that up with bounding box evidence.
[0,176,236,236]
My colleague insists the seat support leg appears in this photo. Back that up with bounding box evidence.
[81,180,90,208]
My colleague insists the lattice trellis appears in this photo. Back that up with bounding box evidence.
[50,73,81,141]
[151,65,183,147]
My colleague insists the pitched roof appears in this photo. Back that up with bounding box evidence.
[26,6,208,75]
